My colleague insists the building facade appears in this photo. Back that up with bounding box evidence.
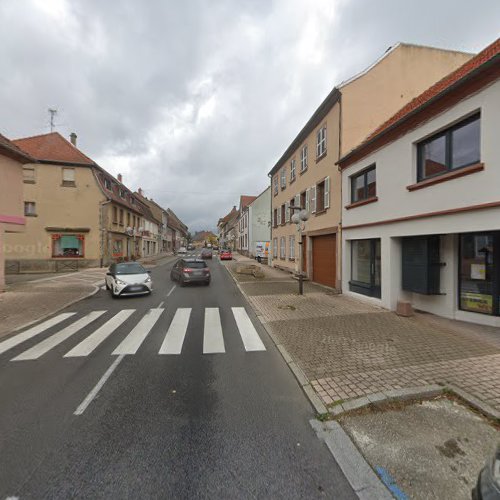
[0,134,32,289]
[269,43,473,289]
[237,195,257,256]
[339,38,500,326]
[248,187,271,259]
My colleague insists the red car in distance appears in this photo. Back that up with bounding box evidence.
[219,249,232,261]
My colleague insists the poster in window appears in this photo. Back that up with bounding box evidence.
[470,263,485,280]
[112,240,123,257]
[460,292,492,314]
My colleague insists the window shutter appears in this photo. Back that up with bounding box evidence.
[311,185,316,213]
[324,176,330,209]
[277,207,281,225]
[294,194,300,208]
[285,201,290,223]
[305,188,310,212]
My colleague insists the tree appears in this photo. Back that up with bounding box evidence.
[186,231,193,243]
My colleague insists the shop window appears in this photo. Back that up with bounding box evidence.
[350,239,381,298]
[52,234,84,257]
[459,232,497,315]
[402,236,441,294]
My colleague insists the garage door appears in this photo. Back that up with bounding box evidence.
[312,234,336,288]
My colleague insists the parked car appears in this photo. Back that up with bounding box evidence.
[187,244,194,250]
[170,259,211,286]
[105,262,152,298]
[200,248,213,259]
[177,246,187,254]
[473,443,500,500]
[219,249,232,260]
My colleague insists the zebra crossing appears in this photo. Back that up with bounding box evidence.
[0,307,266,361]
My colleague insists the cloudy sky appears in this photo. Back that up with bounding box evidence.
[1,0,499,231]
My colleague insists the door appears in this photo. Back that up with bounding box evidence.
[301,236,307,274]
[349,239,381,298]
[312,234,336,288]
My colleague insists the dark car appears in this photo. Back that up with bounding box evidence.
[473,443,500,500]
[200,248,212,259]
[219,249,232,260]
[170,259,210,286]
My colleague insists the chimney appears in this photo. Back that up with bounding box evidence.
[117,173,122,183]
[70,132,77,146]
[138,187,143,196]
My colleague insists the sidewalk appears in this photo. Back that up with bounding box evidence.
[225,254,500,413]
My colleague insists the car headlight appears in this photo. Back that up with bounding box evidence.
[115,278,126,286]
[145,276,152,283]
[491,444,500,488]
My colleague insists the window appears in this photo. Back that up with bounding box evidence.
[62,168,75,186]
[273,238,278,258]
[273,175,278,196]
[104,178,111,190]
[289,235,295,259]
[351,165,376,203]
[280,167,287,189]
[280,236,286,259]
[300,191,306,213]
[300,145,308,172]
[52,234,84,258]
[316,125,327,158]
[127,212,131,227]
[350,239,381,298]
[23,166,35,183]
[310,185,316,213]
[417,113,480,181]
[273,208,278,228]
[281,204,285,225]
[290,159,296,181]
[24,201,36,216]
[119,188,125,198]
[119,209,124,225]
[113,206,118,224]
[277,206,282,225]
[315,176,330,212]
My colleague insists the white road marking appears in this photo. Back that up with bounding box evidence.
[112,308,164,355]
[159,308,191,355]
[100,285,106,290]
[157,301,165,308]
[0,313,75,355]
[203,308,225,354]
[64,310,135,358]
[231,307,266,351]
[74,354,125,415]
[167,285,176,297]
[11,311,106,361]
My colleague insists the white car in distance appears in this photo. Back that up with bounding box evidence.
[105,262,153,298]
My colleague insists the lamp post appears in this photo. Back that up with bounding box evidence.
[290,207,309,295]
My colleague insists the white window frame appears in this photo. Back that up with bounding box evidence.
[316,125,327,158]
[294,194,300,209]
[324,176,330,209]
[280,236,286,259]
[280,167,286,189]
[273,176,278,196]
[311,185,317,213]
[23,166,35,183]
[300,145,308,172]
[285,201,290,223]
[305,188,310,212]
[277,205,282,225]
[62,167,75,184]
[273,238,278,258]
[290,159,296,181]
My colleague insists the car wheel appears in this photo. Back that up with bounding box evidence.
[105,281,110,290]
[110,288,117,299]
[180,277,186,287]
[205,281,210,286]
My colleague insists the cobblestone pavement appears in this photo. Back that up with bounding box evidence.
[230,262,500,412]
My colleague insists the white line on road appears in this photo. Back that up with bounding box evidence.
[232,307,266,351]
[167,285,176,297]
[157,301,165,308]
[12,311,107,361]
[64,310,135,357]
[203,308,225,354]
[74,354,125,415]
[112,308,164,355]
[159,308,191,354]
[0,313,75,355]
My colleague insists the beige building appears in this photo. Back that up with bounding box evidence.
[0,134,33,289]
[5,132,150,271]
[268,43,473,289]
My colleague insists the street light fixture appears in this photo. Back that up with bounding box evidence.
[290,206,309,295]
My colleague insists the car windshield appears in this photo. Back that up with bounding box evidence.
[115,263,147,275]
[185,262,207,269]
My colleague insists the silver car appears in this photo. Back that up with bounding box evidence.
[105,262,153,297]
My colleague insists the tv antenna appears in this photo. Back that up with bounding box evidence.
[48,108,58,132]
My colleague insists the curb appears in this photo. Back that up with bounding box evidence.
[3,284,100,338]
[222,261,328,415]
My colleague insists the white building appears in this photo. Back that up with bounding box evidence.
[339,38,500,326]
[248,187,271,259]
[237,195,257,256]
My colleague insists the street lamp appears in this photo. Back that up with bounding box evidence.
[290,207,309,295]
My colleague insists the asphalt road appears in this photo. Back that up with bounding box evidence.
[0,253,356,499]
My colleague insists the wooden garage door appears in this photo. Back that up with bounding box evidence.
[312,234,336,288]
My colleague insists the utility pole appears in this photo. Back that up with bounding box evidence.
[48,108,57,132]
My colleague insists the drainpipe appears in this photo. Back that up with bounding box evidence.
[100,200,112,267]
[268,172,272,266]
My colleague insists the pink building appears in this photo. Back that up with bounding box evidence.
[0,134,33,290]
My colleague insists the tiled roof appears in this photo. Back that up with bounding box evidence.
[344,38,500,162]
[240,195,257,210]
[12,132,95,165]
[0,133,34,163]
[218,207,239,226]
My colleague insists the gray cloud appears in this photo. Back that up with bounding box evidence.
[1,0,499,231]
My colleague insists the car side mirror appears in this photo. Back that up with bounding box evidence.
[106,272,113,276]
